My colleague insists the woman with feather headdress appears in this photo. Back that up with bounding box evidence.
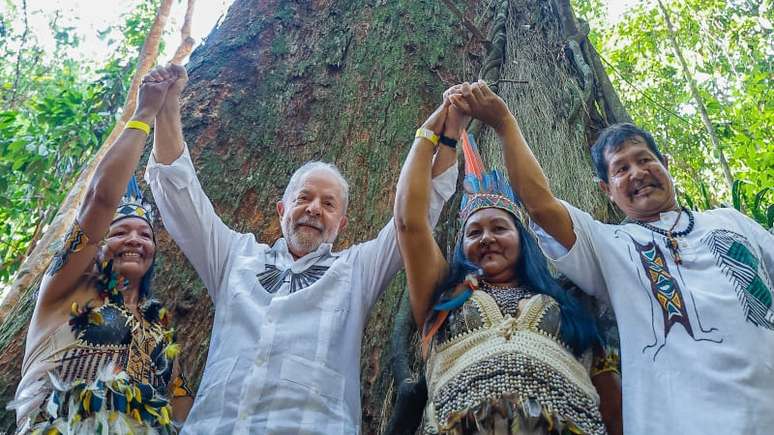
[10,69,193,434]
[394,85,615,434]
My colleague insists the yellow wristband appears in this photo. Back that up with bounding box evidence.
[415,128,439,146]
[126,120,151,135]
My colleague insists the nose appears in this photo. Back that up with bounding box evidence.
[305,198,321,217]
[124,233,143,246]
[629,163,648,180]
[480,231,494,247]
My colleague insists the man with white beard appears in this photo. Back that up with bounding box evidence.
[144,64,460,433]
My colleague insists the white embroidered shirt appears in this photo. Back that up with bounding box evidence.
[145,146,457,434]
[533,201,774,435]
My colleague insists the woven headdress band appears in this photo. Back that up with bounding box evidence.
[113,176,154,228]
[458,130,522,224]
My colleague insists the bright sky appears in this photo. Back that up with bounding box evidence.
[606,0,642,24]
[7,0,639,66]
[8,0,235,65]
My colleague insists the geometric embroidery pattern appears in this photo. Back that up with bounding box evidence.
[459,193,522,224]
[257,264,330,294]
[702,229,774,330]
[633,239,694,341]
[46,221,91,277]
[619,230,723,361]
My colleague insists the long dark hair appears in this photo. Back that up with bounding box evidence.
[428,214,599,355]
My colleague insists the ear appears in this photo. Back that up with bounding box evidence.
[661,154,669,170]
[276,201,285,219]
[338,215,349,233]
[597,180,612,199]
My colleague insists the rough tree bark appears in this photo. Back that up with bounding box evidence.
[0,0,627,433]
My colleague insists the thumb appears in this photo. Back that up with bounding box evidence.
[449,94,472,115]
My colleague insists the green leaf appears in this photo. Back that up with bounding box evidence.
[699,181,712,210]
[683,193,696,210]
[732,179,743,212]
[753,187,771,213]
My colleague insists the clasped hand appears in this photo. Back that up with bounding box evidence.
[421,80,513,138]
[133,64,189,123]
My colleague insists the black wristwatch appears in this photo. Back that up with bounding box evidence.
[439,134,458,148]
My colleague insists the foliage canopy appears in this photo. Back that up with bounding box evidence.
[575,0,772,227]
[0,0,162,284]
[0,0,771,287]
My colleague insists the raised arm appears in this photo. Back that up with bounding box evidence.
[150,64,187,164]
[450,81,576,249]
[145,64,244,299]
[395,97,464,327]
[38,77,173,308]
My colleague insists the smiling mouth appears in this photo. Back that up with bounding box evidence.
[632,184,658,197]
[118,251,144,259]
[297,223,322,232]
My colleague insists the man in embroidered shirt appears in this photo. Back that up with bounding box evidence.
[449,81,774,435]
[144,66,458,433]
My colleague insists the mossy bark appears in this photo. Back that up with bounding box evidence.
[0,0,626,433]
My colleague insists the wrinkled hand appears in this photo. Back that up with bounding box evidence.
[133,77,174,123]
[420,99,450,137]
[167,64,188,97]
[143,64,188,104]
[448,80,512,132]
[442,84,471,139]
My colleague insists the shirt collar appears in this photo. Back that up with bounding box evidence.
[271,238,339,273]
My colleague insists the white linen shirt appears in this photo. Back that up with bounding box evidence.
[145,145,457,434]
[533,201,774,435]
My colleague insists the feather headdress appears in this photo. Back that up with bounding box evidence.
[458,130,522,224]
[113,176,154,228]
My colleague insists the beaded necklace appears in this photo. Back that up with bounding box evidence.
[479,281,533,316]
[626,207,695,265]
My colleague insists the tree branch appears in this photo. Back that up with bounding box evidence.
[656,0,733,191]
[585,43,633,125]
[439,0,489,44]
[171,0,197,64]
[0,0,176,321]
[7,0,29,108]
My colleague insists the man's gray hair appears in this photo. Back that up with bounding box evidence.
[282,161,350,211]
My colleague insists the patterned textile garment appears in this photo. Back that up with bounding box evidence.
[533,202,774,435]
[423,284,606,435]
[11,273,177,434]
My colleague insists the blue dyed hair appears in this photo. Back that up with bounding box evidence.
[428,214,599,355]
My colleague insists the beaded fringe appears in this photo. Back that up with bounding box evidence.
[427,394,593,435]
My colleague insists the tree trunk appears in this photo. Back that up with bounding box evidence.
[0,0,625,433]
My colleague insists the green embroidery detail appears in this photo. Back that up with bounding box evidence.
[728,241,759,270]
[748,276,772,310]
[703,230,774,330]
